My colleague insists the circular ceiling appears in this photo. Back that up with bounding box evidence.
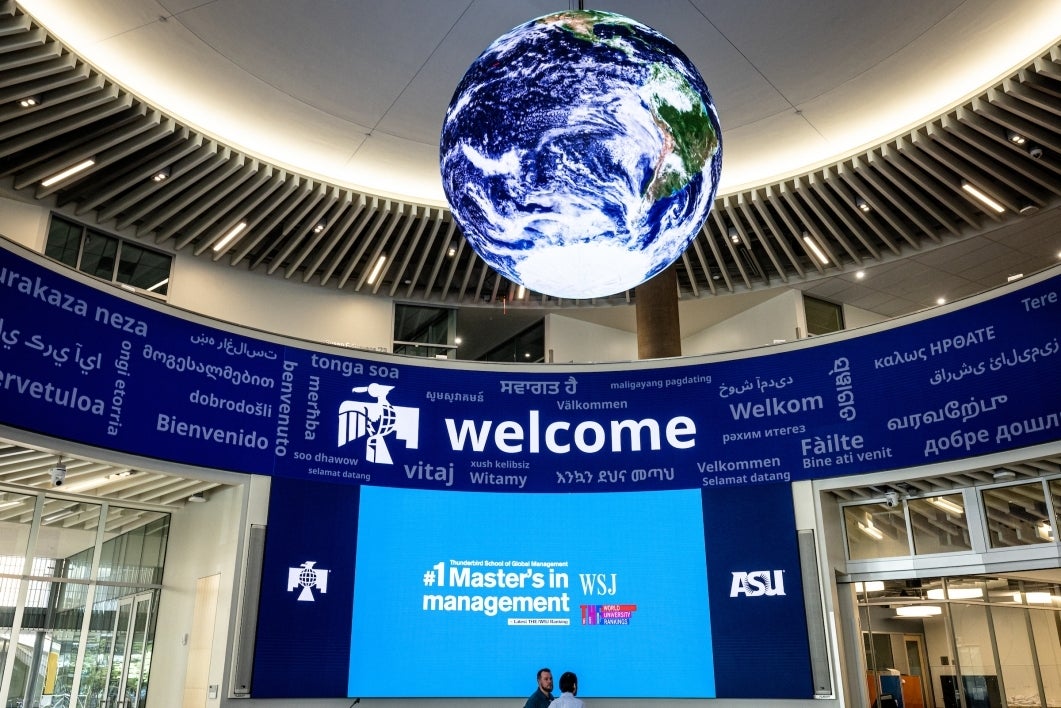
[18,1,1061,202]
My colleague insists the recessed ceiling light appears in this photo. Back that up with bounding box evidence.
[853,581,884,593]
[927,496,964,515]
[936,297,946,305]
[728,226,740,244]
[927,587,981,600]
[855,270,865,280]
[366,254,387,284]
[1007,130,1027,145]
[960,180,1005,213]
[802,233,829,264]
[41,158,96,187]
[214,221,247,251]
[857,520,883,540]
[19,94,41,108]
[895,605,942,617]
[855,197,871,213]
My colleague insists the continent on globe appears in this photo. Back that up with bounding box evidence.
[440,10,722,300]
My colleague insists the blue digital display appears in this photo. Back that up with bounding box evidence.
[0,240,1057,496]
[253,477,807,699]
[349,486,712,697]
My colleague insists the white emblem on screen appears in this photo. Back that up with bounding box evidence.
[337,383,420,464]
[729,570,786,597]
[288,560,330,602]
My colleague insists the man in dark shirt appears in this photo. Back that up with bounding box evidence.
[524,667,554,708]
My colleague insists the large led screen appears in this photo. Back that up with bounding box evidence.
[1,239,1059,497]
[252,477,810,699]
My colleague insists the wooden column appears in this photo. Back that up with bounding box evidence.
[635,265,681,359]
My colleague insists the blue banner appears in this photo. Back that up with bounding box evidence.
[0,240,1058,492]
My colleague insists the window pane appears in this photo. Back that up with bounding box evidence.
[992,604,1040,706]
[982,482,1052,548]
[78,231,118,280]
[478,320,545,363]
[1030,604,1061,706]
[908,495,971,555]
[116,242,171,294]
[805,295,844,335]
[394,304,453,345]
[844,503,909,560]
[45,216,83,267]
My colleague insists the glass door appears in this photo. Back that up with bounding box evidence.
[105,592,153,708]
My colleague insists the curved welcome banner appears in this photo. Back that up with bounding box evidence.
[0,239,1059,493]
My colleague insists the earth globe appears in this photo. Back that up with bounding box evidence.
[440,10,722,300]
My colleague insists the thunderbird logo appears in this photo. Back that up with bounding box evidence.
[337,383,419,464]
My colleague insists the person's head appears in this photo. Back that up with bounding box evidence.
[536,668,553,694]
[559,671,577,695]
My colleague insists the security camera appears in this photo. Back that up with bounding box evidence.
[883,491,900,508]
[1029,146,1043,159]
[50,464,66,486]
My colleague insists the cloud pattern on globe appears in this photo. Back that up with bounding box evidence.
[440,10,722,300]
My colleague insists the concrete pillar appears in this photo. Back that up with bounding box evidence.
[635,265,681,359]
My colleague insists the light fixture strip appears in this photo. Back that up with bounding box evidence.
[857,520,884,541]
[146,278,169,292]
[213,221,248,252]
[961,181,1005,213]
[366,254,387,285]
[802,234,829,264]
[928,496,964,515]
[41,158,96,187]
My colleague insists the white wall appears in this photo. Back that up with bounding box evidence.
[153,481,252,708]
[843,303,888,330]
[545,313,637,363]
[682,290,803,355]
[170,256,393,351]
[0,194,48,250]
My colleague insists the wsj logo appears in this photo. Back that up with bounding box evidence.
[729,570,786,598]
[338,383,419,464]
[288,561,330,602]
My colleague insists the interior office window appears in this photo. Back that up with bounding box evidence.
[80,230,119,280]
[478,320,545,363]
[44,216,82,267]
[907,494,972,555]
[805,295,844,335]
[117,241,171,293]
[843,502,910,560]
[982,481,1052,548]
[393,304,456,359]
[45,214,172,296]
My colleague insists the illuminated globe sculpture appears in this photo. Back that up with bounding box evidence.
[440,10,722,299]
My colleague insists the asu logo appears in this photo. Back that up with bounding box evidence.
[729,570,786,597]
[338,383,419,464]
